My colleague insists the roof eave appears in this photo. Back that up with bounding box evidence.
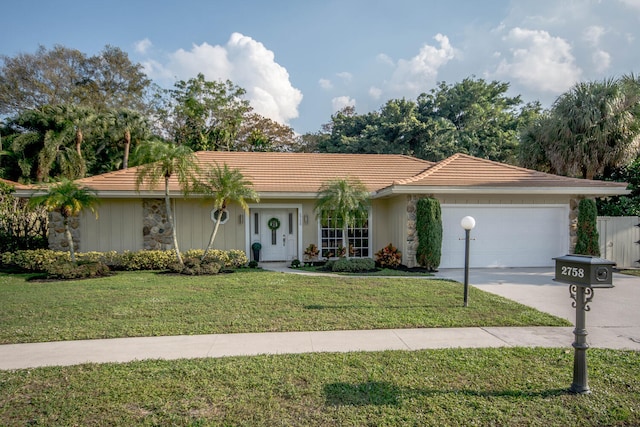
[373,185,631,198]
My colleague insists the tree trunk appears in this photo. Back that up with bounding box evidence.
[63,217,76,263]
[165,176,183,265]
[75,128,83,157]
[202,207,224,261]
[122,129,131,169]
[343,225,349,259]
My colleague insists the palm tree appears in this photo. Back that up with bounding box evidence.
[196,163,259,260]
[28,179,99,262]
[107,109,150,169]
[133,140,199,266]
[546,77,640,179]
[314,178,370,259]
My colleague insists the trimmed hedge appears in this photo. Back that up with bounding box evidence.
[330,258,376,273]
[575,198,600,256]
[0,248,249,273]
[416,197,442,271]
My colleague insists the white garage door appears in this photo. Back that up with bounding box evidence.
[440,205,569,268]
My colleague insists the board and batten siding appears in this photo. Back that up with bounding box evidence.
[597,216,640,269]
[80,199,143,252]
[175,200,247,252]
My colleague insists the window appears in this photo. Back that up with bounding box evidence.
[320,211,369,258]
[211,209,229,224]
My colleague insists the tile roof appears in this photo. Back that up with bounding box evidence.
[388,153,628,189]
[71,151,628,197]
[75,152,434,195]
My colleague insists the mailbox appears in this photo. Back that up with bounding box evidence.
[553,254,615,288]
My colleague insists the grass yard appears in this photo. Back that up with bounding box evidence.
[0,270,569,344]
[1,348,638,426]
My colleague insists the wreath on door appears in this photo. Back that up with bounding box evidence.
[267,217,281,231]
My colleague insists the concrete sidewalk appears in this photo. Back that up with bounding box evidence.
[0,327,566,370]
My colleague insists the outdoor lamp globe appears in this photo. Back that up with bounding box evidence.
[461,216,476,230]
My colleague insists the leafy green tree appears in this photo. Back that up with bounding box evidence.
[28,179,100,262]
[574,199,600,256]
[416,198,442,271]
[195,163,259,260]
[417,77,535,163]
[596,155,640,216]
[521,76,640,179]
[133,140,199,266]
[314,178,370,259]
[0,45,151,116]
[0,180,48,251]
[155,73,251,151]
[235,113,299,152]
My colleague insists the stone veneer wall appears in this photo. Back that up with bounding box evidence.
[48,211,80,252]
[405,195,424,268]
[143,199,174,250]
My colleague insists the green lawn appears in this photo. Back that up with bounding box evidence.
[0,270,569,344]
[1,348,638,426]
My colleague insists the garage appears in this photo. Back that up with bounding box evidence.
[439,205,570,269]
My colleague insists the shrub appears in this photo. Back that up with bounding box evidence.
[168,257,222,275]
[248,260,259,268]
[45,261,111,280]
[117,250,177,271]
[575,198,600,256]
[227,249,249,268]
[1,249,70,272]
[291,259,301,268]
[375,243,402,268]
[331,258,376,273]
[416,197,442,271]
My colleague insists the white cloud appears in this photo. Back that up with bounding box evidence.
[134,38,152,54]
[143,32,302,125]
[332,96,356,112]
[494,27,582,93]
[584,25,606,45]
[388,33,456,96]
[619,0,640,11]
[336,71,353,83]
[319,78,333,90]
[592,50,612,73]
[369,86,382,99]
[376,53,395,66]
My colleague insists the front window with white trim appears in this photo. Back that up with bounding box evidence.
[320,211,369,258]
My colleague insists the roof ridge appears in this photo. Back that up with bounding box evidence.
[393,153,460,185]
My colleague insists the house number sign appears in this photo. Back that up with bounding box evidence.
[560,266,585,279]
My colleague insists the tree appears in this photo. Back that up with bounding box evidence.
[314,178,370,258]
[596,155,640,216]
[196,163,259,260]
[416,198,442,271]
[574,198,600,256]
[235,113,299,152]
[133,140,199,266]
[28,179,99,262]
[521,76,640,179]
[5,105,91,182]
[107,109,151,169]
[417,77,534,163]
[0,45,151,116]
[155,73,251,151]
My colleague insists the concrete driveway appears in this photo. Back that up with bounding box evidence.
[436,268,640,350]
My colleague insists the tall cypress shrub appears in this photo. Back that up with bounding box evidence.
[416,197,442,271]
[574,198,600,256]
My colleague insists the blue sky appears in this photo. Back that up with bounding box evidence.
[1,0,639,134]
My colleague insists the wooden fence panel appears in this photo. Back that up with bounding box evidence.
[597,216,640,268]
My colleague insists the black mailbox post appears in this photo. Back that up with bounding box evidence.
[554,255,616,394]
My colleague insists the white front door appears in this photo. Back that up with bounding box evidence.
[255,209,297,261]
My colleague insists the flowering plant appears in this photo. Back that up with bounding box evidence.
[375,243,402,268]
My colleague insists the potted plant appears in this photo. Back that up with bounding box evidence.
[251,242,262,261]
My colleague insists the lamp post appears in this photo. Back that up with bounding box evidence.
[460,216,476,307]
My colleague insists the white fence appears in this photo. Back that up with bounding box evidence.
[597,216,640,268]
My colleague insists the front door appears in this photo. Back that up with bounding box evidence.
[254,209,297,261]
